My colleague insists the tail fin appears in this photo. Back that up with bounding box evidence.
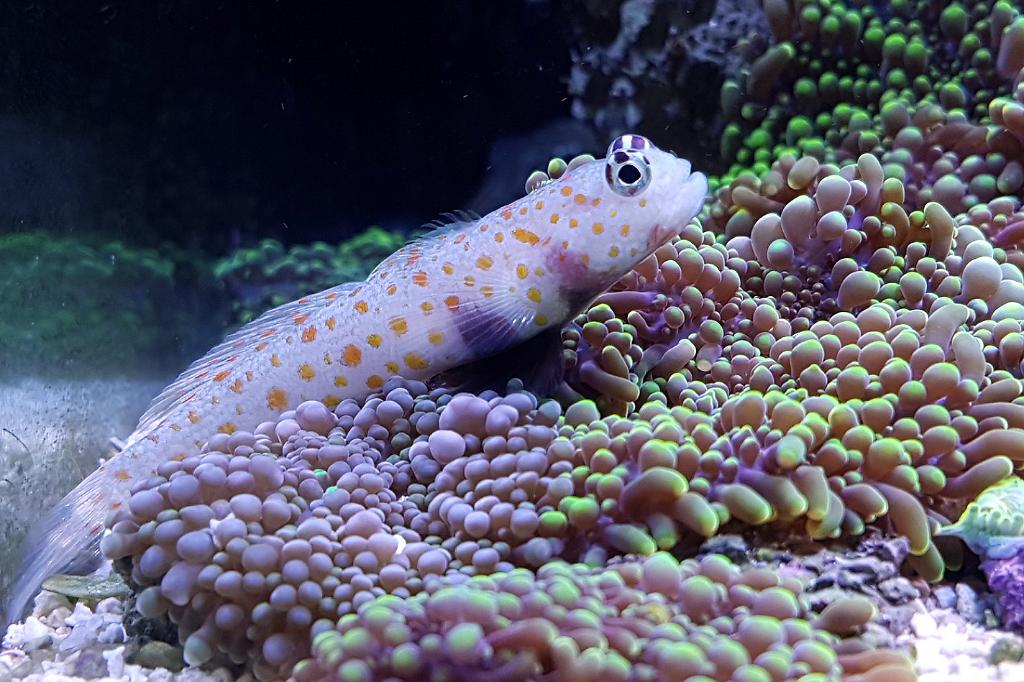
[2,465,111,635]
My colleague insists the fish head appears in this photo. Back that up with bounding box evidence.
[545,134,708,301]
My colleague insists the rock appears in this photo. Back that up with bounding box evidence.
[102,644,126,678]
[956,583,985,624]
[41,573,131,601]
[934,586,957,609]
[911,612,938,637]
[133,640,186,672]
[20,634,51,652]
[72,646,110,677]
[31,590,72,618]
[990,636,1024,665]
[698,533,749,560]
[879,577,919,603]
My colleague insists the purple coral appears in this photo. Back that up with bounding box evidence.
[983,545,1024,632]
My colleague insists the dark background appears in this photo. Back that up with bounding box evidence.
[0,1,573,252]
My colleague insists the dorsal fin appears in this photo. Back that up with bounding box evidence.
[130,280,361,440]
[369,211,480,280]
[417,210,481,237]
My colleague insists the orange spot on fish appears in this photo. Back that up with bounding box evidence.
[301,325,317,343]
[325,292,339,302]
[293,314,309,325]
[535,315,549,326]
[230,379,244,393]
[386,284,398,296]
[512,227,540,245]
[428,331,444,345]
[516,264,529,279]
[367,333,382,347]
[326,316,337,330]
[366,374,384,389]
[442,263,455,275]
[550,213,560,224]
[256,342,268,351]
[188,411,200,424]
[454,234,467,244]
[267,387,289,411]
[218,422,238,434]
[169,423,182,431]
[271,354,282,367]
[527,288,542,303]
[324,352,333,365]
[342,345,362,366]
[476,255,493,270]
[494,232,505,243]
[609,246,620,257]
[260,328,277,338]
[621,224,631,236]
[464,276,475,287]
[404,352,429,370]
[385,361,400,374]
[194,370,209,380]
[535,200,544,209]
[591,198,601,207]
[298,363,316,381]
[561,186,572,196]
[445,295,460,310]
[213,370,230,382]
[639,199,648,207]
[390,318,409,336]
[413,272,429,287]
[115,469,131,481]
[592,223,604,235]
[355,300,369,314]
[501,209,513,220]
[519,206,528,215]
[421,302,434,314]
[574,194,586,204]
[569,218,578,228]
[481,286,494,298]
[322,395,341,409]
[334,375,349,387]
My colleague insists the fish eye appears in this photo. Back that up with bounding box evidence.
[605,151,651,197]
[617,163,642,185]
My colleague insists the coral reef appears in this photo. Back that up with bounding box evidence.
[213,227,407,324]
[718,0,1024,178]
[17,3,1024,679]
[103,380,918,680]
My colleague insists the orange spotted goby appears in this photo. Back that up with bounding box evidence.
[3,134,707,629]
